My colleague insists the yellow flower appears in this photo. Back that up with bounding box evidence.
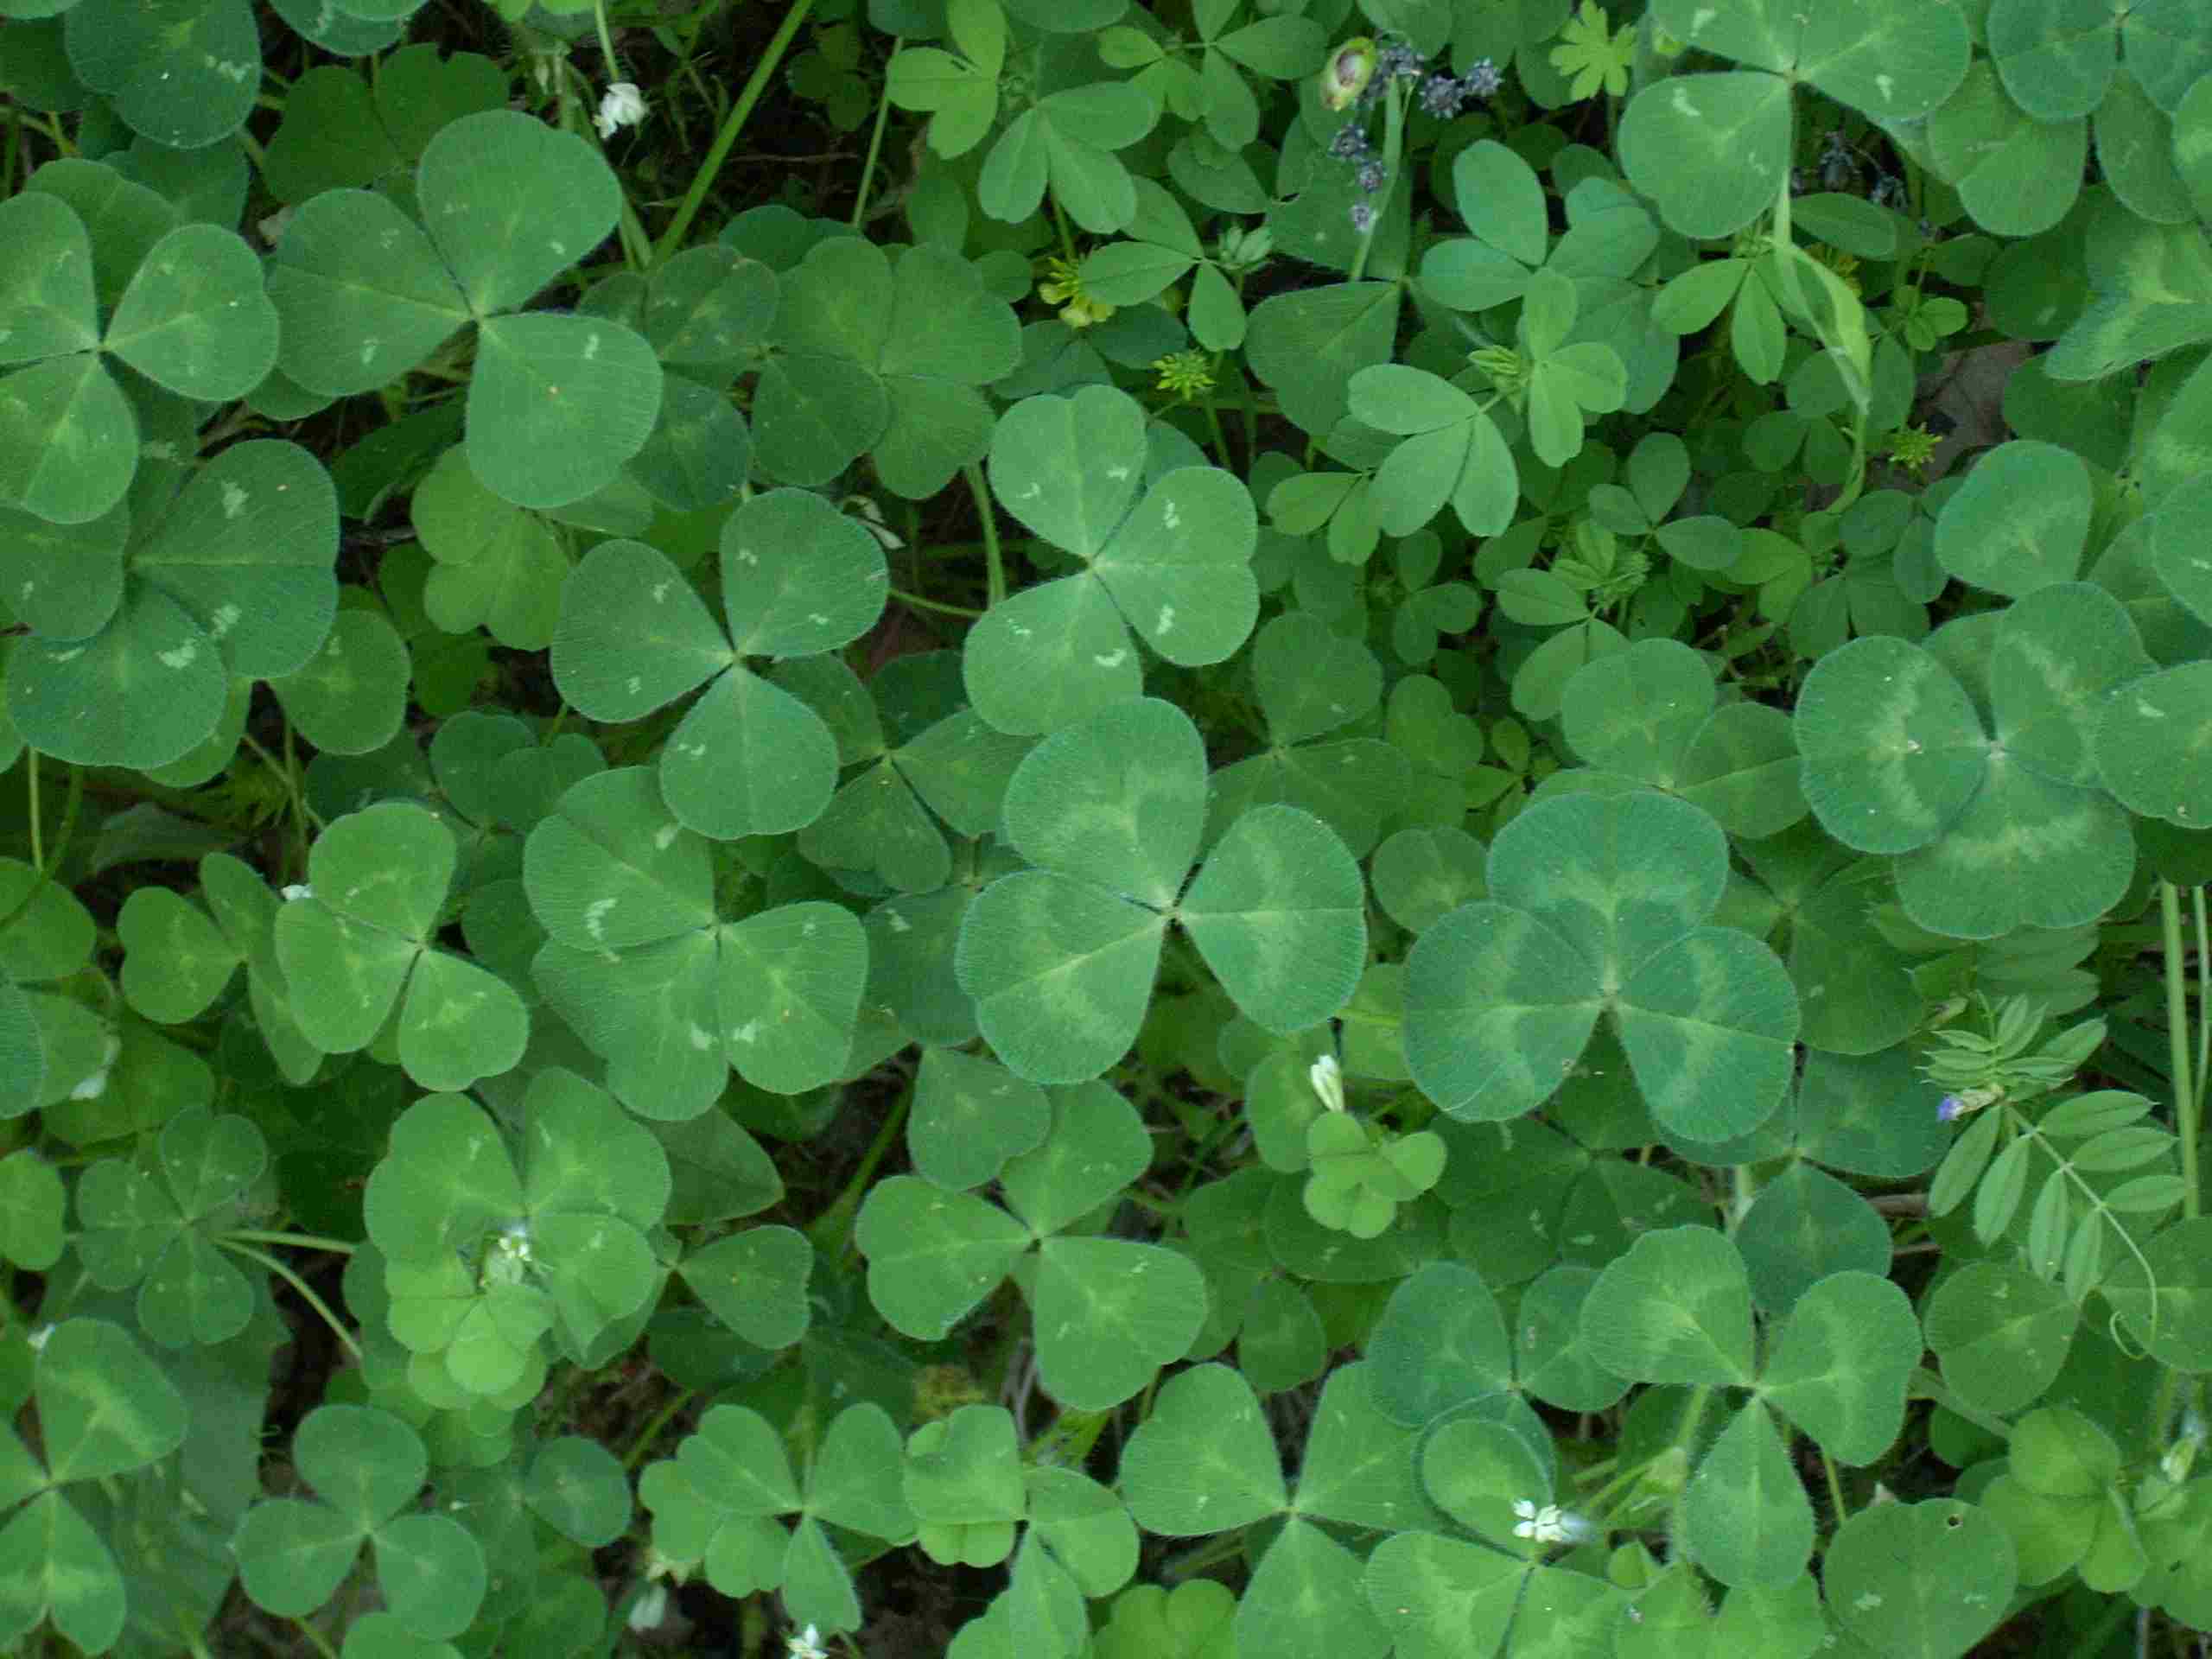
[1037,256,1116,329]
[1153,350,1216,401]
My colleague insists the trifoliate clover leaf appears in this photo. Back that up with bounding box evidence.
[523,767,869,1114]
[363,1071,670,1383]
[639,1401,912,1631]
[1406,790,1798,1141]
[956,698,1365,1084]
[963,388,1260,735]
[752,236,1021,495]
[0,188,276,525]
[272,801,528,1091]
[232,1404,486,1641]
[0,1319,187,1654]
[75,1104,266,1347]
[6,440,340,772]
[1204,611,1410,856]
[1798,590,2146,938]
[267,111,660,510]
[550,492,887,840]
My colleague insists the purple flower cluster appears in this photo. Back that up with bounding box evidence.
[1329,42,1504,234]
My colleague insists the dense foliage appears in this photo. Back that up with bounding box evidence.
[2,0,2212,1655]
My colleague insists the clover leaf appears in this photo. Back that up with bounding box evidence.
[797,650,1035,893]
[75,1104,266,1347]
[5,438,338,772]
[752,236,1020,495]
[639,1401,912,1631]
[1203,612,1410,857]
[1797,589,2146,938]
[267,111,661,509]
[232,1404,486,1641]
[550,490,887,840]
[0,1319,188,1655]
[273,801,527,1092]
[523,767,869,1116]
[955,698,1365,1082]
[856,1083,1203,1408]
[1405,789,1798,1141]
[0,187,276,524]
[964,388,1259,734]
[1623,0,1968,239]
[362,1071,670,1392]
[1550,637,1806,837]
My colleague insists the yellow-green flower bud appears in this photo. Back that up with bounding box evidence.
[1320,36,1377,111]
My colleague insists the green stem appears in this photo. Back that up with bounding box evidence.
[851,36,902,227]
[808,1084,914,1264]
[46,761,84,876]
[2194,885,2209,1126]
[1346,80,1403,284]
[1910,1368,2013,1443]
[1199,389,1235,470]
[2164,880,2200,1222]
[218,1239,362,1362]
[289,1618,340,1659]
[25,750,41,873]
[888,588,983,619]
[1819,1445,1849,1528]
[966,462,1007,608]
[624,1387,697,1470]
[652,0,819,264]
[221,1229,359,1255]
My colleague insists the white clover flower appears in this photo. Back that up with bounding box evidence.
[482,1222,536,1287]
[69,1030,122,1101]
[1510,1498,1592,1546]
[1309,1052,1346,1114]
[595,81,648,139]
[788,1624,830,1659]
[626,1584,670,1631]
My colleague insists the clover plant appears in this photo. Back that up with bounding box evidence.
[9,0,2212,1655]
